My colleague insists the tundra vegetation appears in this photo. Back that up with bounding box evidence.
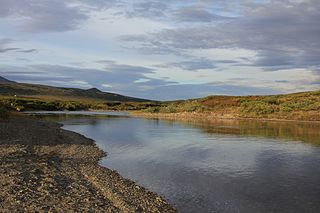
[141,90,320,121]
[0,79,319,121]
[0,95,160,112]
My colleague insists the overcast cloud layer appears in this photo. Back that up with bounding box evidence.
[0,0,319,100]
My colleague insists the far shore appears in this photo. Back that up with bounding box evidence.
[23,109,320,123]
[130,111,320,123]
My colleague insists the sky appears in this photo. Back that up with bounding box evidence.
[0,0,319,100]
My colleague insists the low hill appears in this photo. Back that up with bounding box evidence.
[0,76,15,83]
[0,78,150,102]
[0,76,157,111]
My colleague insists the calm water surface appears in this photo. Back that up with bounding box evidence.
[30,112,320,213]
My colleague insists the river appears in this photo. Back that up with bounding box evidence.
[28,111,320,213]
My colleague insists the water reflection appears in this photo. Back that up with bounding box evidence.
[154,118,320,145]
[28,112,320,213]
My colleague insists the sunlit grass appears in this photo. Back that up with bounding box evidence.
[141,90,320,121]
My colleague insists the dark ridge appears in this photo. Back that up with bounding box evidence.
[0,80,152,102]
[86,88,102,93]
[0,76,15,83]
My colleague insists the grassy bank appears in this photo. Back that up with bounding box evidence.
[0,95,160,112]
[139,90,320,121]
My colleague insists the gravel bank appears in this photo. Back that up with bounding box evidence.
[0,116,177,212]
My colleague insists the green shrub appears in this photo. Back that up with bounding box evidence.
[262,96,279,105]
[279,99,316,112]
[144,107,160,113]
[160,105,177,113]
[105,102,121,107]
[179,101,202,112]
[241,100,277,115]
[279,104,293,112]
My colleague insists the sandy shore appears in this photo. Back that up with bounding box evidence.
[0,116,177,212]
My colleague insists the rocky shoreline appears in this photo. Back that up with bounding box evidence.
[0,116,177,212]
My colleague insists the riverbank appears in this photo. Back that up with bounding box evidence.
[0,116,177,212]
[131,111,320,123]
[136,90,320,122]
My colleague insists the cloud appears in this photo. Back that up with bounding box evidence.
[173,6,232,23]
[0,47,20,53]
[119,0,320,72]
[126,1,169,19]
[17,49,37,53]
[120,0,237,22]
[0,0,86,32]
[157,58,217,71]
[16,58,32,62]
[0,0,120,32]
[0,38,38,54]
[96,60,154,74]
[0,38,16,52]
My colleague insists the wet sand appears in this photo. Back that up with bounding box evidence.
[0,116,177,212]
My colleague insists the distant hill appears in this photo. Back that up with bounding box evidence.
[0,76,150,102]
[0,76,15,83]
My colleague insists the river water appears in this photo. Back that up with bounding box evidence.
[29,112,320,213]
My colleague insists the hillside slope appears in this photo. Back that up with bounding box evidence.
[0,76,15,83]
[0,76,156,111]
[0,80,150,102]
